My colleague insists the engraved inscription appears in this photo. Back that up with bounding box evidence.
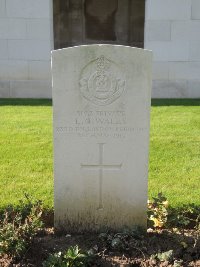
[75,110,126,125]
[81,143,122,209]
[56,126,146,139]
[79,56,126,106]
[56,108,146,139]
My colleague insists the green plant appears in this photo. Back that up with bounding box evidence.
[0,195,44,259]
[151,250,174,263]
[147,192,169,228]
[168,204,200,229]
[173,260,183,267]
[99,226,146,254]
[43,245,92,267]
[43,252,66,267]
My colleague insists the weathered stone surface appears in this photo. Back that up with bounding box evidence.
[8,40,51,60]
[146,0,191,20]
[52,45,152,232]
[145,21,171,42]
[0,0,53,98]
[145,41,189,62]
[0,40,8,59]
[0,0,6,17]
[9,80,52,98]
[192,0,200,19]
[6,0,52,18]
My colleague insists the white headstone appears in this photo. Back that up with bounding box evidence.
[52,45,152,232]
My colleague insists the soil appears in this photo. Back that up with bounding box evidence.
[0,228,199,267]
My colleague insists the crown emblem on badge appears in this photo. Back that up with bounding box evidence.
[79,56,126,106]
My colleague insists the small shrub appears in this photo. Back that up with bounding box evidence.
[99,226,146,253]
[151,250,174,263]
[168,204,200,229]
[43,252,65,267]
[43,245,93,267]
[147,192,169,228]
[0,195,44,259]
[148,194,200,241]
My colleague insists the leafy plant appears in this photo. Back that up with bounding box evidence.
[168,204,200,229]
[147,192,169,228]
[173,260,183,267]
[156,249,173,262]
[0,195,44,259]
[99,226,146,254]
[148,194,200,231]
[43,245,93,267]
[151,250,174,263]
[43,252,66,267]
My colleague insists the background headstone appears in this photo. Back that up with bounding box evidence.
[52,44,152,232]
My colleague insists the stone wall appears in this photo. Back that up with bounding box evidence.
[0,0,53,98]
[145,0,200,98]
[0,0,200,98]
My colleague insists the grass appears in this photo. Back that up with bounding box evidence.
[0,99,199,210]
[0,99,53,209]
[149,99,200,206]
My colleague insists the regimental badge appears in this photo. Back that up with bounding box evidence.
[79,55,126,106]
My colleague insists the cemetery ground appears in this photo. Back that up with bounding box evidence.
[0,98,200,266]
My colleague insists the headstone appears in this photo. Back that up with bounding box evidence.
[52,44,152,232]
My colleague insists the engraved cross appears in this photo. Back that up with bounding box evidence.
[81,143,122,210]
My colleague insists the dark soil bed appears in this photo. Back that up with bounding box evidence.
[1,228,199,267]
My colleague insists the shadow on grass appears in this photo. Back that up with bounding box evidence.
[151,99,200,106]
[0,98,200,106]
[0,98,52,106]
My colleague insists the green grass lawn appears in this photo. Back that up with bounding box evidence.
[0,99,199,210]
